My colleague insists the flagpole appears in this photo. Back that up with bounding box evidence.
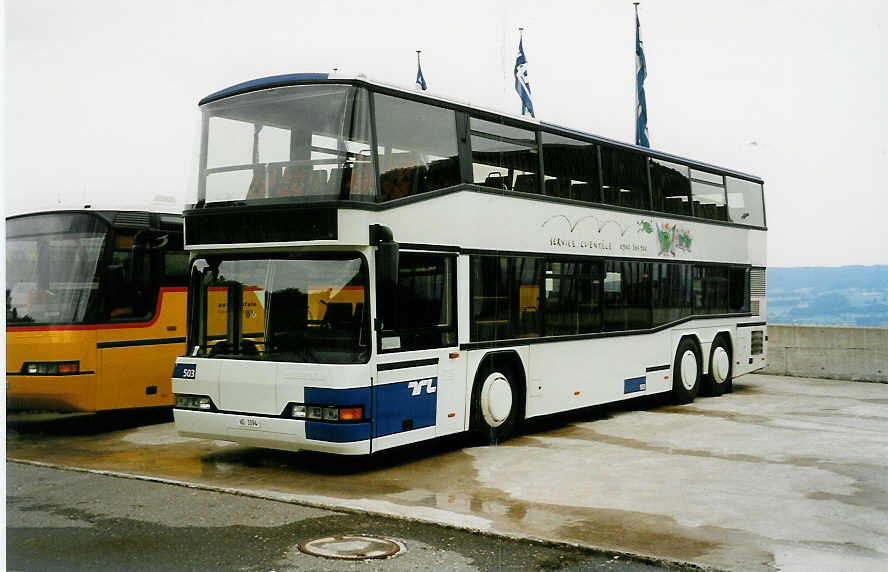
[634,3,640,145]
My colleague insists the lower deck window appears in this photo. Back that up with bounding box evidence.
[471,254,750,342]
[603,261,651,331]
[382,253,457,351]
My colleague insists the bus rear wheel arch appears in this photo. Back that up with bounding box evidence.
[703,334,733,396]
[672,336,701,405]
[470,353,525,445]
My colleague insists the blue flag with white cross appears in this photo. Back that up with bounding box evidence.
[514,35,535,117]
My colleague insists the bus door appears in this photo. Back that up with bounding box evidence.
[372,253,463,452]
[97,229,184,410]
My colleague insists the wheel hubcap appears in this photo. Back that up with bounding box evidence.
[680,350,698,390]
[712,347,730,383]
[481,373,513,427]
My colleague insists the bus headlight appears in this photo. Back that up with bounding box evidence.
[287,403,363,422]
[22,361,80,375]
[175,394,214,410]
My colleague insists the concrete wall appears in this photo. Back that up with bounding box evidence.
[763,325,888,383]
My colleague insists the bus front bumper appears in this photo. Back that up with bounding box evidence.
[6,373,98,412]
[173,408,372,455]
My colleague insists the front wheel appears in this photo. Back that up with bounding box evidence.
[471,364,521,445]
[672,338,701,404]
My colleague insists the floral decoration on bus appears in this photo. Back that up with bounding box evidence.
[638,219,692,256]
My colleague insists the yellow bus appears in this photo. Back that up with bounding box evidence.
[6,209,188,412]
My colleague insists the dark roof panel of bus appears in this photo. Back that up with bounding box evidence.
[199,73,330,106]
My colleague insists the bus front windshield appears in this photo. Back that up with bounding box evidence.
[201,85,375,205]
[191,253,369,364]
[6,213,108,325]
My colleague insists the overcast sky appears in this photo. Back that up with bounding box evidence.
[4,0,885,267]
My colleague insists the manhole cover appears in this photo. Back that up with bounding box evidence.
[298,535,406,560]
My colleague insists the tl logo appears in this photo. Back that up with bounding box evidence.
[408,378,437,396]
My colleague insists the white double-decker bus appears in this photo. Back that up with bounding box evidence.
[172,73,767,454]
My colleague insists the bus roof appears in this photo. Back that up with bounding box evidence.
[199,73,762,183]
[6,209,183,230]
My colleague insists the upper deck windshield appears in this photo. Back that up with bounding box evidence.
[200,84,375,205]
[190,253,369,364]
[6,213,109,325]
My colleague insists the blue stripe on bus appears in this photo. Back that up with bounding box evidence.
[305,421,371,443]
[304,387,372,412]
[302,383,437,441]
[172,363,196,379]
[372,378,437,438]
[624,376,646,394]
[303,387,372,443]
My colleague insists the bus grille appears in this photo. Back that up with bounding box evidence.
[750,268,767,297]
[751,330,764,355]
[751,300,760,316]
[114,212,152,227]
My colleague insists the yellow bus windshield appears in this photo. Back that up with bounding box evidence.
[6,213,108,325]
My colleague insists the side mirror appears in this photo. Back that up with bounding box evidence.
[370,225,399,332]
[376,241,399,331]
[104,265,126,317]
[105,265,125,295]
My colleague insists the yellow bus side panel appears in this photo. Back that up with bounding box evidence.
[7,289,187,412]
[94,289,187,410]
[96,343,183,410]
[6,329,99,411]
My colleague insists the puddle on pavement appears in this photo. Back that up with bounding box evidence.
[657,406,772,424]
[9,373,885,572]
[557,508,719,561]
[9,414,747,564]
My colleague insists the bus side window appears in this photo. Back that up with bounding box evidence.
[388,253,456,351]
[161,233,187,286]
[108,231,161,321]
[108,233,136,319]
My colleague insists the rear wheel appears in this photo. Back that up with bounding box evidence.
[703,336,733,396]
[672,338,701,404]
[471,363,521,445]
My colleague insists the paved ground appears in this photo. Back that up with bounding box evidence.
[6,463,666,572]
[7,373,888,571]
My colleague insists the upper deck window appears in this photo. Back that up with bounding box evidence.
[690,169,728,221]
[541,133,600,202]
[375,94,460,201]
[200,85,374,205]
[650,159,691,217]
[470,118,539,193]
[726,177,765,226]
[600,147,650,211]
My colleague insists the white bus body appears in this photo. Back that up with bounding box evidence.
[173,74,767,454]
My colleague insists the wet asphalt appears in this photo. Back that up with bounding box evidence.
[6,462,672,572]
[6,373,888,571]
